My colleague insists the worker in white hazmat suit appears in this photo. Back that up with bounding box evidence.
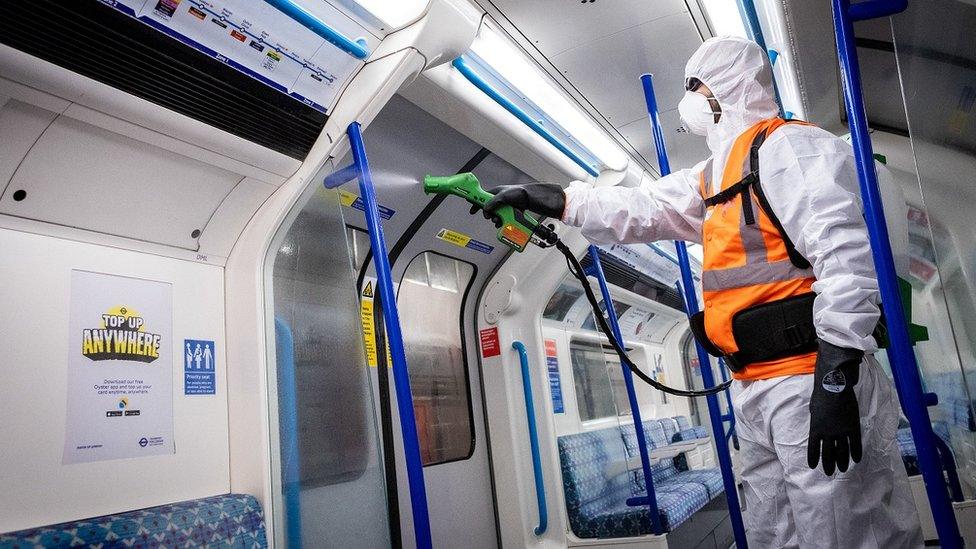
[485,36,922,548]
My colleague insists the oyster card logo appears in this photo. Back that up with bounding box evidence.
[81,306,162,363]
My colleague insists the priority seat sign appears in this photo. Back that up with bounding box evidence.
[184,339,216,395]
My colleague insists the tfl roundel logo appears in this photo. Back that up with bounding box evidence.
[139,437,149,448]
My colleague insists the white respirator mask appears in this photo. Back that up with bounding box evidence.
[678,91,719,136]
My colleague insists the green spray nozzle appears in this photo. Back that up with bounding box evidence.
[423,172,539,252]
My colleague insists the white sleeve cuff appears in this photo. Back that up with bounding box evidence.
[561,180,593,226]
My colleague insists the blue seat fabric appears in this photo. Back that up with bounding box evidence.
[897,422,950,476]
[0,494,267,549]
[674,416,693,431]
[559,416,723,539]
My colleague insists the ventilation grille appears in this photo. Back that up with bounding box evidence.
[581,249,687,312]
[0,0,328,159]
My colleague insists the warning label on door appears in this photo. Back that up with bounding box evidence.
[479,327,501,358]
[360,278,391,367]
[361,280,378,367]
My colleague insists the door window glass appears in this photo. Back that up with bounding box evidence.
[398,252,476,465]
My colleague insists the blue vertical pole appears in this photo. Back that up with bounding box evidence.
[586,246,663,534]
[347,122,433,549]
[829,1,961,545]
[640,73,748,548]
[275,318,303,549]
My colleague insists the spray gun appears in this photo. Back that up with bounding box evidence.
[423,173,557,252]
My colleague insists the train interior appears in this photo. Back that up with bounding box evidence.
[1,0,976,547]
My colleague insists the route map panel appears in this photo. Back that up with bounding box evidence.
[101,0,373,113]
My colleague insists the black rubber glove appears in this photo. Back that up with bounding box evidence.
[807,341,864,475]
[482,183,566,219]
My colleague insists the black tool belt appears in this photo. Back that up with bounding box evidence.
[689,293,819,373]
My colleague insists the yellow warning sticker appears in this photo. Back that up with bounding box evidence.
[337,190,396,219]
[339,189,358,208]
[435,228,495,255]
[360,298,377,367]
[436,228,471,248]
[360,279,391,368]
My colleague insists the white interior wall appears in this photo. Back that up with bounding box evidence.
[0,226,230,533]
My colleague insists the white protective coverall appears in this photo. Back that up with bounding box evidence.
[561,36,922,548]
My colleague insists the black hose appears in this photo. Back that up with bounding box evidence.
[549,237,732,398]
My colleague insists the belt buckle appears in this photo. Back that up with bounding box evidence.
[783,325,805,349]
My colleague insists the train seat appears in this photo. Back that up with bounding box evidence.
[660,418,680,442]
[0,494,267,548]
[925,373,976,432]
[672,416,709,440]
[623,420,725,500]
[673,427,710,442]
[897,421,951,476]
[557,429,710,537]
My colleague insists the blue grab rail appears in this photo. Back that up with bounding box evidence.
[511,341,549,536]
[263,0,369,59]
[322,163,359,189]
[451,56,600,178]
[346,122,433,549]
[639,73,748,548]
[829,1,961,545]
[847,0,908,20]
[584,246,663,534]
[274,318,303,549]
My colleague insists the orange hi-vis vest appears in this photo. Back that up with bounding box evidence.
[699,118,818,381]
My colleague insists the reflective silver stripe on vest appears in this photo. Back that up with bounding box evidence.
[702,259,813,291]
[740,190,767,265]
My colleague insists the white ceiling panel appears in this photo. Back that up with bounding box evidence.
[617,108,710,172]
[487,0,688,57]
[551,11,703,128]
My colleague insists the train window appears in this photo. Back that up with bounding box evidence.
[581,299,630,332]
[543,283,584,321]
[570,338,631,422]
[398,252,476,465]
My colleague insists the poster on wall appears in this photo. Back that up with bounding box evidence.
[63,270,175,464]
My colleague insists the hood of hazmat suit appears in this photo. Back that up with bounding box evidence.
[685,36,780,155]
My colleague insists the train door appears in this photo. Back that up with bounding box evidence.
[321,94,537,547]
